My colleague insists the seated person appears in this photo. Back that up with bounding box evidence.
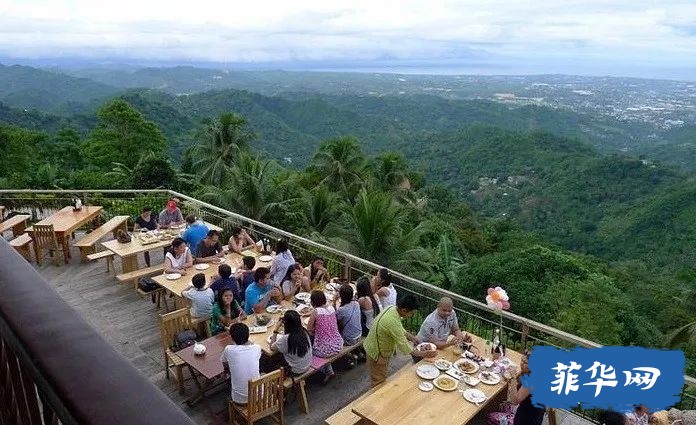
[220,323,261,405]
[195,229,224,263]
[626,405,650,425]
[279,263,310,300]
[133,206,158,266]
[269,239,295,286]
[417,296,471,349]
[228,226,256,253]
[158,198,184,229]
[182,273,214,319]
[235,255,256,303]
[303,256,330,289]
[267,310,312,376]
[210,288,246,335]
[335,284,363,347]
[244,267,283,314]
[181,215,209,254]
[210,263,241,300]
[164,237,193,275]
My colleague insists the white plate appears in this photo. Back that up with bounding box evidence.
[248,326,267,334]
[478,371,501,385]
[295,304,312,316]
[454,358,480,374]
[415,364,440,380]
[461,375,481,387]
[266,305,282,314]
[165,273,182,280]
[445,367,464,380]
[432,375,458,392]
[434,359,452,371]
[483,359,494,368]
[294,292,311,301]
[418,381,434,392]
[194,264,210,270]
[415,342,437,352]
[463,388,486,403]
[258,255,273,262]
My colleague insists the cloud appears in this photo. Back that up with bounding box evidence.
[0,0,694,73]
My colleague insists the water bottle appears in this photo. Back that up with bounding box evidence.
[500,415,509,425]
[493,329,500,350]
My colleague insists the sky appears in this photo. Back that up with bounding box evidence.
[1,0,695,79]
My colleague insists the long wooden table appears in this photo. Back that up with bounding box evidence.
[26,206,103,264]
[102,221,226,273]
[351,336,522,425]
[153,250,271,295]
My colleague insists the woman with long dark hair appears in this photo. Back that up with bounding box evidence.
[209,288,245,335]
[269,238,295,286]
[356,276,381,337]
[280,263,310,300]
[303,256,330,289]
[371,268,397,308]
[269,310,312,376]
[164,237,193,274]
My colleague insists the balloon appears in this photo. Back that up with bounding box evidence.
[501,300,511,310]
[487,288,495,295]
[486,286,511,311]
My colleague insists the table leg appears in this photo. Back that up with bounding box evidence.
[120,255,139,273]
[185,365,207,407]
[57,234,70,264]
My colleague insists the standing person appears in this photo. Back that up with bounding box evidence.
[356,276,380,337]
[235,255,256,303]
[210,288,245,335]
[307,291,343,383]
[269,239,295,286]
[220,323,261,405]
[228,226,256,253]
[303,257,330,289]
[158,198,184,229]
[164,237,193,275]
[133,206,158,266]
[364,295,436,387]
[195,230,224,263]
[417,297,472,349]
[244,267,283,314]
[279,263,311,300]
[372,268,397,309]
[511,350,546,425]
[267,310,312,376]
[181,215,209,255]
[182,273,214,319]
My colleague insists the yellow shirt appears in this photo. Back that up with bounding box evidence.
[364,306,412,360]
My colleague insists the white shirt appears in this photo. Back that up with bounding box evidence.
[220,344,261,404]
[165,247,190,269]
[269,250,295,286]
[181,287,214,318]
[379,284,397,309]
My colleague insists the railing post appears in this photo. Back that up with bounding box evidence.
[343,258,351,282]
[548,408,558,425]
[521,323,530,349]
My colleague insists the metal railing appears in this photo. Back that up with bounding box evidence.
[1,188,694,412]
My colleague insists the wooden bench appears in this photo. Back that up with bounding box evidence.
[74,215,129,262]
[9,233,33,262]
[325,373,381,425]
[86,250,115,273]
[284,340,363,414]
[0,215,30,238]
[116,264,165,289]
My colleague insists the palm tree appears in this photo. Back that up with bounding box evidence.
[192,113,255,186]
[310,137,366,200]
[105,162,133,188]
[372,152,410,192]
[301,185,342,233]
[426,235,466,290]
[667,289,696,348]
[202,152,282,222]
[324,189,429,267]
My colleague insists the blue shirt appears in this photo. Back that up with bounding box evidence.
[181,222,209,254]
[210,277,240,302]
[244,282,272,314]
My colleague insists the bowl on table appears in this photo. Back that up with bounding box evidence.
[415,342,437,353]
[256,314,271,326]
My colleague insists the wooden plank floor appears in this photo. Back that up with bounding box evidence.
[32,240,411,425]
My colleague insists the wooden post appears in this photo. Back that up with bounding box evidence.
[547,408,558,425]
[342,258,351,282]
[521,323,530,349]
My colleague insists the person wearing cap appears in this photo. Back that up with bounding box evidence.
[159,199,184,229]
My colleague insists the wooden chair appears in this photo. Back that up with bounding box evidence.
[160,308,194,394]
[32,224,63,266]
[229,369,284,425]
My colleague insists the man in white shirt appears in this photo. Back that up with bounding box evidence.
[220,323,261,404]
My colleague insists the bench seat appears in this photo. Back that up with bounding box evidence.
[9,233,33,261]
[0,215,30,237]
[74,215,129,261]
[86,250,115,273]
[116,264,165,289]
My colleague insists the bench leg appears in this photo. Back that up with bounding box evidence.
[297,380,309,414]
[79,246,95,263]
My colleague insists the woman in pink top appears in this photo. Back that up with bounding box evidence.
[307,290,343,383]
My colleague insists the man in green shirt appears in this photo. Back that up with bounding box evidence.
[364,294,436,387]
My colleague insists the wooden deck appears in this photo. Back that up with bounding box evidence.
[32,237,410,425]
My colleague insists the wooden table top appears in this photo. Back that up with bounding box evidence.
[177,300,296,380]
[153,250,273,297]
[351,335,522,425]
[0,214,30,232]
[27,206,102,234]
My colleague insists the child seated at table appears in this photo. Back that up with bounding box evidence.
[210,263,241,301]
[182,273,214,318]
[210,288,246,335]
[235,255,256,303]
[220,323,261,405]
